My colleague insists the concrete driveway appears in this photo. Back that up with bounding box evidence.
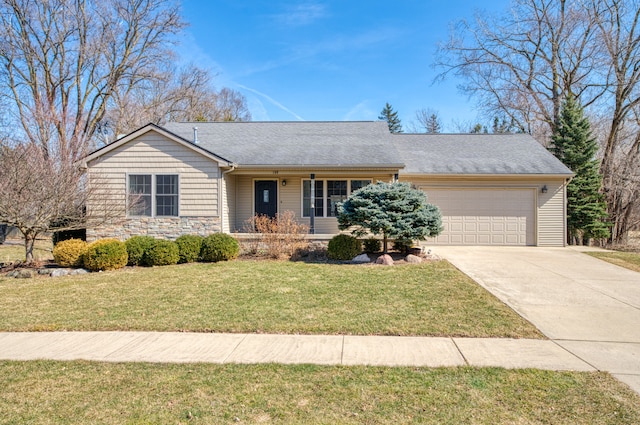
[434,246,640,393]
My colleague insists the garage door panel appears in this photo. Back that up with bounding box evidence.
[424,188,535,246]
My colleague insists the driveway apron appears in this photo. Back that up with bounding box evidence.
[435,246,640,393]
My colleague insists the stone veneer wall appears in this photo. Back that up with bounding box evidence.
[87,216,222,242]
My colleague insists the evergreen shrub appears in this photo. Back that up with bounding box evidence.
[52,238,88,267]
[125,235,156,266]
[392,239,413,254]
[200,233,240,262]
[175,234,203,263]
[83,239,128,271]
[362,237,381,253]
[144,239,180,266]
[327,234,362,260]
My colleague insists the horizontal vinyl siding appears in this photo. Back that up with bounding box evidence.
[537,181,566,246]
[224,174,236,233]
[235,175,255,231]
[88,131,220,217]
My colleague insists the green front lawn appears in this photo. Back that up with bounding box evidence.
[0,260,542,338]
[587,251,640,273]
[1,361,638,424]
[0,239,52,263]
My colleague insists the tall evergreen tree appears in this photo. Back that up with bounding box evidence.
[378,102,403,133]
[551,96,609,243]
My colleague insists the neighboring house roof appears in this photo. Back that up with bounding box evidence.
[392,133,574,176]
[163,121,403,168]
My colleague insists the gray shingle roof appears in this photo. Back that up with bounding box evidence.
[163,121,402,167]
[392,133,573,175]
[160,121,572,176]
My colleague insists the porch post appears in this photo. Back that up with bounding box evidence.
[310,173,315,234]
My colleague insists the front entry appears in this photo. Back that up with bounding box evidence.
[254,180,278,218]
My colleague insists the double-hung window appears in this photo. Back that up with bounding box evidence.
[302,179,371,217]
[128,174,179,217]
[302,180,324,217]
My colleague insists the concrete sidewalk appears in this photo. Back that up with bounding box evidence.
[434,246,640,395]
[0,331,594,371]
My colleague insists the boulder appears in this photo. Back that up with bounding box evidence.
[352,254,371,263]
[405,254,422,264]
[70,268,89,275]
[50,269,69,277]
[375,254,394,266]
[15,269,33,279]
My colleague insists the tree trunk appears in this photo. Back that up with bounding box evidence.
[24,233,37,264]
[382,234,388,254]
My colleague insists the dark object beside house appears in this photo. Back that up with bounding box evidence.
[0,224,7,244]
[52,228,86,245]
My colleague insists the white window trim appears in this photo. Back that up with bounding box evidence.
[127,173,180,217]
[301,178,372,218]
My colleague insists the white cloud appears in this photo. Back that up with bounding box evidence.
[344,100,376,121]
[237,84,305,121]
[271,2,327,27]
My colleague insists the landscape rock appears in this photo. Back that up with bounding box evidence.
[38,269,52,275]
[50,269,69,277]
[352,253,371,263]
[15,269,33,279]
[70,269,89,275]
[405,254,422,264]
[375,254,394,266]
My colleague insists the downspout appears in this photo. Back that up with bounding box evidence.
[219,163,237,233]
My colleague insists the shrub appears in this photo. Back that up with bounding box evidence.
[200,233,240,262]
[125,235,156,266]
[52,238,88,267]
[175,235,203,263]
[83,238,128,271]
[144,239,180,266]
[392,239,414,255]
[327,234,362,260]
[362,237,381,253]
[241,211,309,259]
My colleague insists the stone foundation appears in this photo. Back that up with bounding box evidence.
[87,216,221,242]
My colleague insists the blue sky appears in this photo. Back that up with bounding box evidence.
[180,1,510,132]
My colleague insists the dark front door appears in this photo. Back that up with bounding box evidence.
[254,180,278,218]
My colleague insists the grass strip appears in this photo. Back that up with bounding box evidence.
[0,261,541,338]
[1,361,638,424]
[587,251,640,273]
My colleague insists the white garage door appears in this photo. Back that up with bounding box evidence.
[424,188,536,246]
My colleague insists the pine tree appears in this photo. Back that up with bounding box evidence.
[551,96,609,243]
[378,102,403,133]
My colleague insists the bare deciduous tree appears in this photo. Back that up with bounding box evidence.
[0,0,185,162]
[593,0,640,242]
[436,0,640,243]
[101,66,252,142]
[410,108,443,133]
[0,142,129,263]
[436,0,603,139]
